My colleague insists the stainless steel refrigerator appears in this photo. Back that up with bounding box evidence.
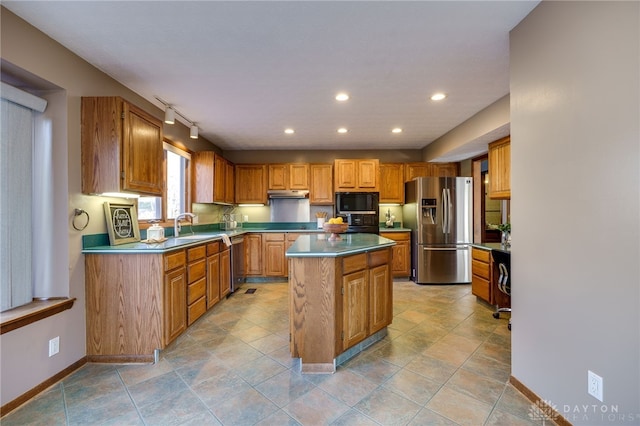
[403,177,473,284]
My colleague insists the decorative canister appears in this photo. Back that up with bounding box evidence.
[147,222,165,240]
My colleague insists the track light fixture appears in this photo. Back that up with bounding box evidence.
[155,96,199,139]
[164,106,175,124]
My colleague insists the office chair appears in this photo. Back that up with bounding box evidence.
[491,250,511,330]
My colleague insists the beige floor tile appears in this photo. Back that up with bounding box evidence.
[354,386,422,425]
[283,387,350,425]
[404,354,459,385]
[382,368,443,405]
[315,368,378,406]
[426,386,493,425]
[444,368,506,406]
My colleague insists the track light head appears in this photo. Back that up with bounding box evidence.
[190,124,198,139]
[164,107,175,124]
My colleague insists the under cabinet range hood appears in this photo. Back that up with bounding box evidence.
[267,189,309,199]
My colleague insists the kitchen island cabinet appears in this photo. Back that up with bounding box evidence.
[287,233,395,373]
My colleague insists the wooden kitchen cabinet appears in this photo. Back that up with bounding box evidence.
[220,246,231,298]
[206,242,221,308]
[380,231,411,278]
[334,159,379,192]
[225,161,235,204]
[164,255,187,346]
[368,250,392,335]
[309,163,333,205]
[235,164,268,204]
[81,96,163,196]
[342,269,369,349]
[264,233,286,277]
[488,136,511,199]
[268,163,309,190]
[380,163,404,204]
[471,247,492,303]
[245,233,263,276]
[404,162,459,182]
[192,152,235,204]
[186,246,207,325]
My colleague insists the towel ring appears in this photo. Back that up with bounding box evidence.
[72,208,90,231]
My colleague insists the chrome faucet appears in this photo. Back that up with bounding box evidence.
[174,212,195,237]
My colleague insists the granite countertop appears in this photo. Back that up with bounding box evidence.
[286,233,396,258]
[471,242,511,254]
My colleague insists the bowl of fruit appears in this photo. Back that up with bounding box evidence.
[323,217,348,241]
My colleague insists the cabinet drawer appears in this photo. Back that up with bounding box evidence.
[472,248,491,262]
[187,245,207,262]
[264,232,285,242]
[164,250,186,271]
[472,259,490,279]
[343,253,367,274]
[187,296,207,325]
[188,259,206,283]
[471,275,491,302]
[368,249,390,268]
[188,277,206,304]
[207,241,221,256]
[380,232,410,242]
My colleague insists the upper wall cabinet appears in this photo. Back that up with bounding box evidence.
[192,152,234,204]
[235,164,267,204]
[268,163,309,190]
[488,136,511,199]
[404,162,459,182]
[81,97,163,196]
[334,159,379,192]
[379,163,404,204]
[309,163,333,205]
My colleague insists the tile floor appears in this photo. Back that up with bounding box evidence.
[3,280,546,426]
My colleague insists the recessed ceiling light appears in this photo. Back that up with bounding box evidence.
[284,128,295,134]
[430,93,447,101]
[337,127,348,134]
[335,93,350,102]
[392,128,403,134]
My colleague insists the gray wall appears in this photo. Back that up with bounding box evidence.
[510,2,639,423]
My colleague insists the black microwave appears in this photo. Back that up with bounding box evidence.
[335,192,379,214]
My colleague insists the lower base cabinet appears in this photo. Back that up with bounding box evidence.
[85,239,232,362]
[471,247,492,303]
[380,231,411,278]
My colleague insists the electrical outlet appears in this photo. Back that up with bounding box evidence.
[49,336,59,357]
[588,370,603,402]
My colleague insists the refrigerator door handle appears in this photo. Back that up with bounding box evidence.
[422,246,469,251]
[441,188,447,234]
[446,188,452,234]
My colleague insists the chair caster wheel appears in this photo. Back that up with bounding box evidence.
[508,323,512,331]
[493,312,500,319]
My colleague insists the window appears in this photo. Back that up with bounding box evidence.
[138,141,190,221]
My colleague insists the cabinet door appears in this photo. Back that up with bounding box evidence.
[357,159,379,190]
[289,163,310,189]
[264,233,286,277]
[244,233,263,276]
[220,248,231,298]
[432,163,459,177]
[122,102,164,195]
[369,264,392,334]
[207,253,221,308]
[214,154,227,203]
[404,162,433,182]
[342,270,368,350]
[164,266,187,345]
[235,164,267,204]
[225,161,235,204]
[192,151,215,203]
[334,159,357,190]
[268,164,288,190]
[380,163,404,203]
[310,164,333,205]
[488,136,511,199]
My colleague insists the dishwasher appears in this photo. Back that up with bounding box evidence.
[230,235,245,293]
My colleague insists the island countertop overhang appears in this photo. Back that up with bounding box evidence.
[285,233,396,258]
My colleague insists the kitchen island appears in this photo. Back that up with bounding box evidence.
[286,233,396,373]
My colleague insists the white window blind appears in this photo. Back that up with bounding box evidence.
[0,82,47,312]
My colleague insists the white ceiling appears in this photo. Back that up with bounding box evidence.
[4,1,538,156]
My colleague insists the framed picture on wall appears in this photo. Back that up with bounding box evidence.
[103,201,141,245]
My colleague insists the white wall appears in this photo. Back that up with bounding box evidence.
[510,2,639,424]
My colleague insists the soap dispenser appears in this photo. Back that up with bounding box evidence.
[147,222,165,241]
